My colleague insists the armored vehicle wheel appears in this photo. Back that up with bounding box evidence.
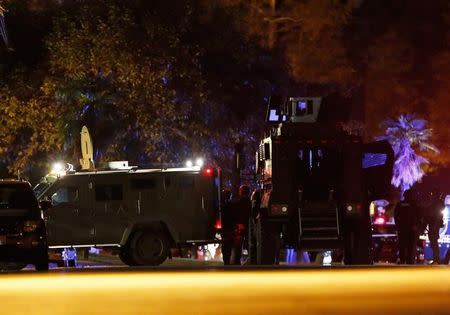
[256,217,280,265]
[119,246,135,266]
[130,230,170,266]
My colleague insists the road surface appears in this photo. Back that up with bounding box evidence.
[1,266,450,315]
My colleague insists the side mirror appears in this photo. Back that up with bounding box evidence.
[40,200,53,211]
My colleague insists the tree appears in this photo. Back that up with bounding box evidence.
[0,0,275,181]
[377,114,438,197]
[211,0,356,88]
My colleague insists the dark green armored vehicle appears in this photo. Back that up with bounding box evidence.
[34,164,221,266]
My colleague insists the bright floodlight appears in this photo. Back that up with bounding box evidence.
[52,162,64,173]
[196,158,204,167]
[52,162,67,177]
[186,160,193,167]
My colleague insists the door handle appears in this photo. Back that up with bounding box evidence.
[73,208,79,216]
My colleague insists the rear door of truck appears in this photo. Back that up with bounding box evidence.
[162,167,221,243]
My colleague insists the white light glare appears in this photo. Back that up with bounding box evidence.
[52,162,64,172]
[51,161,68,177]
[196,158,204,167]
[186,160,193,167]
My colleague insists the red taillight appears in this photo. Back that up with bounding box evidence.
[214,219,222,230]
[373,216,386,225]
[203,167,213,176]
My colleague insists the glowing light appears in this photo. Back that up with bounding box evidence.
[374,216,386,225]
[196,158,204,167]
[346,205,353,212]
[52,162,63,172]
[445,195,450,206]
[203,167,213,176]
[185,160,193,167]
[323,251,332,265]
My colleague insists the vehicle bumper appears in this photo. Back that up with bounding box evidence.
[0,234,47,263]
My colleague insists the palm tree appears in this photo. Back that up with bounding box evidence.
[377,114,439,197]
[0,5,8,47]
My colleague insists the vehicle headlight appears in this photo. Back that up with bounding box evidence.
[23,220,41,233]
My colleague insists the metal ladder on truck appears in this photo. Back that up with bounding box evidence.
[297,189,342,251]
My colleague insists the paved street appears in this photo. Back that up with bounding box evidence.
[1,265,449,315]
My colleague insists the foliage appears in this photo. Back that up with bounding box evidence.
[0,0,274,181]
[378,114,439,196]
[211,0,356,88]
[1,0,449,182]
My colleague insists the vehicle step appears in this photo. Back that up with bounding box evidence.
[302,227,338,231]
[300,236,339,240]
[301,217,337,222]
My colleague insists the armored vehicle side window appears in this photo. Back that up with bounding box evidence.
[52,187,79,205]
[95,185,123,201]
[295,100,313,116]
[131,178,157,190]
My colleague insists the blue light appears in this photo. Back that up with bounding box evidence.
[362,153,387,169]
[81,104,90,116]
[268,109,279,122]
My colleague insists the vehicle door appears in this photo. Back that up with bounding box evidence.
[92,174,129,245]
[45,176,93,246]
[128,174,162,219]
[162,173,206,241]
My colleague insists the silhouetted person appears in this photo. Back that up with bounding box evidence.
[395,190,421,264]
[424,189,444,264]
[221,189,233,265]
[222,185,251,265]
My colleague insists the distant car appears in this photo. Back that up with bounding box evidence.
[372,221,397,263]
[0,180,48,271]
[371,200,397,263]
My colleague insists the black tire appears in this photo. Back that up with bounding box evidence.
[256,217,280,265]
[119,246,135,266]
[129,230,170,266]
[35,251,49,271]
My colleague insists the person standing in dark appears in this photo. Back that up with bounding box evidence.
[220,189,233,265]
[221,185,252,265]
[395,189,421,264]
[423,189,444,264]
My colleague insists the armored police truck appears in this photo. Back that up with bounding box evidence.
[34,162,221,266]
[249,96,393,265]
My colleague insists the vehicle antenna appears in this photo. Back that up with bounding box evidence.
[80,126,95,171]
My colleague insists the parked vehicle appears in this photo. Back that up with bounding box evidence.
[35,163,221,266]
[249,96,393,265]
[0,180,48,271]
